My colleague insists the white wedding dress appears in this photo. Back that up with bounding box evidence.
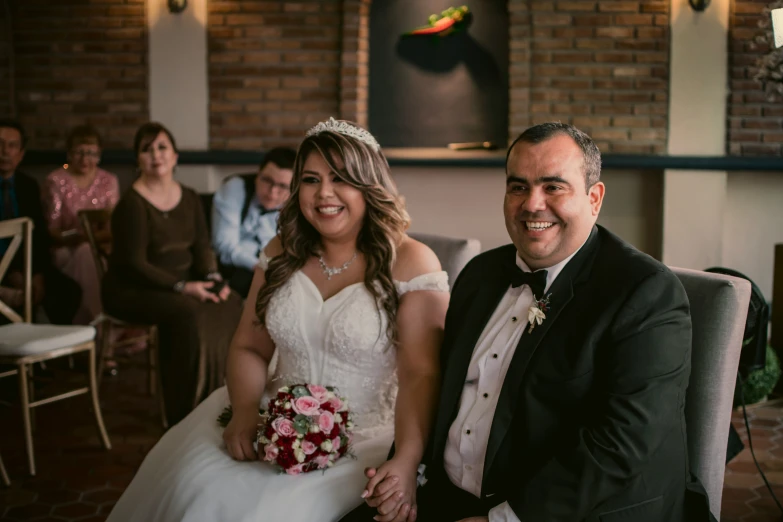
[107,255,449,522]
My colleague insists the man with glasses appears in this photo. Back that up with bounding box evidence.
[0,118,80,325]
[211,147,296,297]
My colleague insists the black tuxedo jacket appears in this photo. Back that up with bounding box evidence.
[428,225,714,522]
[3,171,51,276]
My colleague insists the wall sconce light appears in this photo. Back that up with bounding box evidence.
[168,0,187,14]
[688,0,710,11]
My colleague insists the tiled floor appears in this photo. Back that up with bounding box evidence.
[0,357,164,521]
[2,358,783,521]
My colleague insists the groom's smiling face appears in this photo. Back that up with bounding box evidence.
[504,134,604,270]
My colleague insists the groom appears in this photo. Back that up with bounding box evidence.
[344,122,715,522]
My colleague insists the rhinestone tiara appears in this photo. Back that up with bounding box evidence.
[305,117,380,152]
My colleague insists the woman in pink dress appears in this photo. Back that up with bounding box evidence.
[43,124,120,326]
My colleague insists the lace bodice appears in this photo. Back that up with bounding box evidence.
[258,253,448,437]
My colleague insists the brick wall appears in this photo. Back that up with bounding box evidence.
[0,4,10,119]
[339,0,370,128]
[207,0,670,153]
[7,0,148,149]
[728,0,783,156]
[509,0,533,142]
[521,0,670,154]
[0,0,697,156]
[207,0,343,150]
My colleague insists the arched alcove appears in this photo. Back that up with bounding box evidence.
[367,1,509,148]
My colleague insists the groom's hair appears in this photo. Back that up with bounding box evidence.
[506,122,602,192]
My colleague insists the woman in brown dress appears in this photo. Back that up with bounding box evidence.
[102,122,243,426]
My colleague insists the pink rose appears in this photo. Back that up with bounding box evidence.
[314,454,330,469]
[263,444,279,462]
[285,463,305,475]
[301,440,317,455]
[332,436,341,451]
[318,411,335,433]
[272,417,297,438]
[292,396,321,416]
[328,397,343,412]
[307,385,330,404]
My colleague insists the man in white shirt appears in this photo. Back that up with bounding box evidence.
[211,147,295,297]
[345,123,714,522]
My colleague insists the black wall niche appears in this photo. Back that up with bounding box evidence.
[369,1,509,148]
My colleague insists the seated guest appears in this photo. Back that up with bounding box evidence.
[102,121,243,426]
[211,147,295,297]
[0,118,80,325]
[43,124,120,326]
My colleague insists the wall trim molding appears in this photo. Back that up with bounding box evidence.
[19,150,783,171]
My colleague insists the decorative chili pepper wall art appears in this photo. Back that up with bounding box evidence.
[402,6,473,38]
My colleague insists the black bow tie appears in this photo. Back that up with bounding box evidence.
[511,266,548,297]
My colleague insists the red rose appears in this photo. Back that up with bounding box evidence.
[276,447,296,469]
[305,431,326,446]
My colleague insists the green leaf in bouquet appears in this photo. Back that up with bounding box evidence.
[292,386,309,398]
[293,414,310,434]
[217,406,233,427]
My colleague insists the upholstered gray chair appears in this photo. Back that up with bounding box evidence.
[672,267,751,520]
[408,232,481,289]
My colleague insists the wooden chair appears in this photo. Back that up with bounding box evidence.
[77,209,167,429]
[0,217,111,477]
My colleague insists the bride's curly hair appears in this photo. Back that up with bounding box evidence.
[255,123,411,345]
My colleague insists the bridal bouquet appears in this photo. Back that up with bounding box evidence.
[219,384,354,475]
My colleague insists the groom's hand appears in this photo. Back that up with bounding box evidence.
[362,466,417,522]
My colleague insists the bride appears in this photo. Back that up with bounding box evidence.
[107,118,450,522]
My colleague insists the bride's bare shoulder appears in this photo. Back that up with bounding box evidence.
[263,236,284,258]
[392,235,442,282]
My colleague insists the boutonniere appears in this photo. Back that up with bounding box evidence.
[527,293,551,334]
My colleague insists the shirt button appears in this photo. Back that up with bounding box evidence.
[511,316,517,322]
[466,429,471,435]
[483,393,489,398]
[465,465,472,471]
[492,354,498,359]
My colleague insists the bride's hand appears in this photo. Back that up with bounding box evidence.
[223,409,259,461]
[362,458,418,522]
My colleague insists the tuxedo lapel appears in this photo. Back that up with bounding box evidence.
[481,227,602,488]
[482,275,574,485]
[432,261,510,461]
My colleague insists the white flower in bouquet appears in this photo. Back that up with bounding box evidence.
[294,449,306,463]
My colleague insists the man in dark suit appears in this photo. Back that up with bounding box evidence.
[344,123,714,522]
[0,118,80,324]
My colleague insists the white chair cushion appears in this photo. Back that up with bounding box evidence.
[0,324,96,356]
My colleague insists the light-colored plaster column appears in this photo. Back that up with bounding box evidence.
[663,0,730,270]
[147,0,219,192]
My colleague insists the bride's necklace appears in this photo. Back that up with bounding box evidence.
[318,252,357,280]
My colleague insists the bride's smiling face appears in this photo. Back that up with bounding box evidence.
[298,151,366,241]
